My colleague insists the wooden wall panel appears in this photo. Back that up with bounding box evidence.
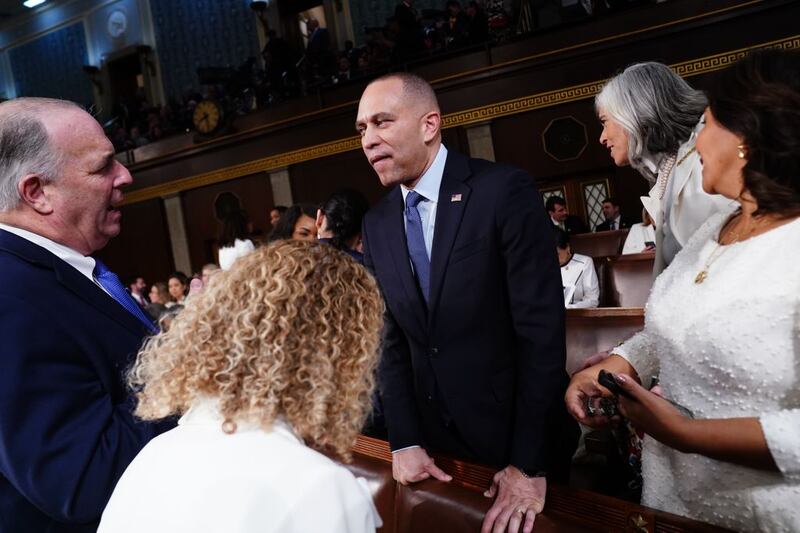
[492,99,650,225]
[289,149,387,206]
[96,198,173,288]
[181,172,274,273]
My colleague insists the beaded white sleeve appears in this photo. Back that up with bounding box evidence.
[623,210,800,531]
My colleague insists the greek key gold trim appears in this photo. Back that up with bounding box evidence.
[122,137,362,204]
[122,34,799,206]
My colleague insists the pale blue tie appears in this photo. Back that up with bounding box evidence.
[93,259,158,333]
[405,191,430,304]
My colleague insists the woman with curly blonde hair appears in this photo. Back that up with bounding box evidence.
[99,240,385,533]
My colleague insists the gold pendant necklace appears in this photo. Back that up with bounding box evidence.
[694,213,763,284]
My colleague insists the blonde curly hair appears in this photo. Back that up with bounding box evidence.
[129,240,384,460]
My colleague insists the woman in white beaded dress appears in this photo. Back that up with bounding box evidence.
[566,49,800,532]
[596,61,733,275]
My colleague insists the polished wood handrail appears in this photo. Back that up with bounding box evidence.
[352,435,732,532]
[567,307,644,319]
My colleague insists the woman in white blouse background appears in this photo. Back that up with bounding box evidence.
[621,209,656,255]
[555,227,599,309]
[99,240,385,533]
[217,208,255,271]
[566,49,800,532]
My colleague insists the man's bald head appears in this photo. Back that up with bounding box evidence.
[367,72,440,115]
[0,98,82,212]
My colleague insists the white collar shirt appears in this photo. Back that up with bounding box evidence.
[400,143,447,260]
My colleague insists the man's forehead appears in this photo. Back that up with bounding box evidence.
[358,79,406,116]
[45,109,111,155]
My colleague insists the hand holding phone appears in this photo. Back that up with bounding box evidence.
[597,369,634,399]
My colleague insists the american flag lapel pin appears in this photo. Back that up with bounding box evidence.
[451,193,462,202]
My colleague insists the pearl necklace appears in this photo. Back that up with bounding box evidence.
[654,146,697,200]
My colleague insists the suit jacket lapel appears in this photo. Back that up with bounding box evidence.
[381,189,428,338]
[53,259,147,336]
[428,152,471,316]
[0,229,147,336]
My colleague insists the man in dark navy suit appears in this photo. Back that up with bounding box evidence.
[357,74,577,533]
[0,98,170,532]
[546,195,590,234]
[594,197,637,232]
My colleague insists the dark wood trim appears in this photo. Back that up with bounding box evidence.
[352,435,732,532]
[567,307,645,319]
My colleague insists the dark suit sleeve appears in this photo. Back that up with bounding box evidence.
[362,219,421,451]
[495,170,567,472]
[0,295,168,523]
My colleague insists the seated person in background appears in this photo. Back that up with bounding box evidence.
[267,203,317,242]
[99,240,385,533]
[555,227,599,308]
[167,271,189,306]
[269,205,287,228]
[547,195,589,234]
[200,262,220,285]
[217,209,255,271]
[145,281,172,320]
[622,208,657,254]
[127,275,148,306]
[316,188,370,262]
[566,49,800,532]
[595,197,636,232]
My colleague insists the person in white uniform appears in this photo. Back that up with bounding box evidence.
[555,227,599,309]
[566,49,800,532]
[596,61,733,275]
[99,240,386,533]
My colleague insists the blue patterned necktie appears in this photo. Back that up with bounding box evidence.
[405,190,430,304]
[93,259,158,333]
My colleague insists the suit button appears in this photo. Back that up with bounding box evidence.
[429,347,439,357]
[426,395,433,403]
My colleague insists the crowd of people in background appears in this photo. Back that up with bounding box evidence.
[108,0,663,153]
[130,188,370,326]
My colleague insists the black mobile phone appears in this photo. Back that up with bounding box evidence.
[598,369,634,399]
[644,241,655,248]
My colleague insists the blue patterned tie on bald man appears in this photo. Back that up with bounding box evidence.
[405,190,430,304]
[93,259,158,333]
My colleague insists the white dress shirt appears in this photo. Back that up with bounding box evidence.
[400,144,448,260]
[99,398,381,533]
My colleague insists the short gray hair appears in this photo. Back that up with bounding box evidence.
[0,98,80,212]
[595,62,707,182]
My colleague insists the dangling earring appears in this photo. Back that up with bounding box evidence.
[737,144,746,159]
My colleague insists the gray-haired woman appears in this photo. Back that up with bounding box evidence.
[595,62,733,274]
